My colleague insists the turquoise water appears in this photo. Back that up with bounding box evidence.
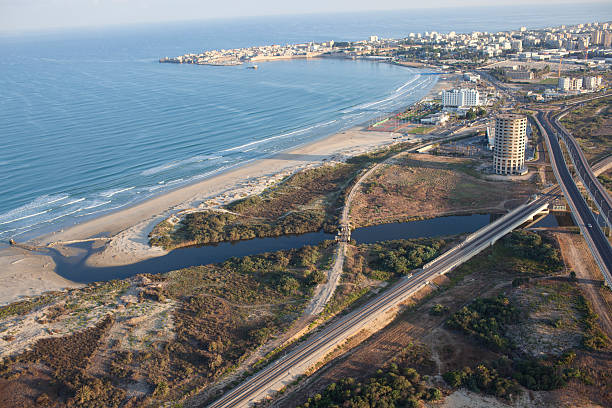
[0,40,435,242]
[1,4,610,242]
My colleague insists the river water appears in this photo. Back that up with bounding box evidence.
[52,214,493,282]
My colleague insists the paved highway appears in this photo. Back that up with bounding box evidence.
[535,111,612,287]
[208,195,552,408]
[551,99,612,227]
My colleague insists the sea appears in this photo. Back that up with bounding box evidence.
[1,3,610,243]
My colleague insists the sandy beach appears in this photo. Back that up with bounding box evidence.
[0,73,453,306]
[0,128,405,305]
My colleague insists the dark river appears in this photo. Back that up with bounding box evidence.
[52,214,496,283]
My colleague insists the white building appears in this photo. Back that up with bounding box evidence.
[583,76,602,90]
[421,111,450,125]
[442,89,480,108]
[464,73,480,83]
[486,125,495,150]
[493,114,527,176]
[558,77,570,90]
[511,39,523,51]
[558,77,583,91]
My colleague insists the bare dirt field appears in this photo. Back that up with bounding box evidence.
[350,153,537,227]
[555,232,612,339]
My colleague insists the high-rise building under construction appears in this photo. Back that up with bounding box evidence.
[493,114,528,175]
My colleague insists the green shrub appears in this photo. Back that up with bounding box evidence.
[447,296,520,352]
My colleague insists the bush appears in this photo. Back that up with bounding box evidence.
[299,363,437,407]
[444,364,522,399]
[576,295,610,351]
[447,296,520,352]
[369,239,445,278]
[278,276,300,295]
[512,277,530,287]
[307,270,327,286]
[504,230,562,270]
[430,304,449,316]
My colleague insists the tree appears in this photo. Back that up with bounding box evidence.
[569,271,577,281]
[307,270,327,286]
[278,276,300,295]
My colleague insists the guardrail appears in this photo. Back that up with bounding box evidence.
[553,116,612,231]
[534,113,612,289]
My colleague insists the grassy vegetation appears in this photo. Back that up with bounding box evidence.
[0,292,62,320]
[0,242,336,407]
[150,147,408,249]
[453,230,562,277]
[575,295,610,351]
[597,173,612,193]
[298,342,441,408]
[366,239,445,278]
[560,96,612,162]
[321,239,445,318]
[447,296,521,352]
[443,352,582,399]
[407,125,433,135]
[350,154,536,228]
[133,245,333,404]
[443,290,590,399]
[1,315,124,407]
[538,77,559,85]
[441,230,609,401]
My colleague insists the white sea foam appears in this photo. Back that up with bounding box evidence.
[42,208,83,224]
[341,76,421,113]
[0,210,51,226]
[222,120,337,153]
[0,194,69,225]
[81,200,111,210]
[100,186,135,198]
[141,155,222,176]
[62,197,86,206]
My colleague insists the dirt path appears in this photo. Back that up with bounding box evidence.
[556,232,612,338]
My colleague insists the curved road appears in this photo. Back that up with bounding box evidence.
[535,111,612,287]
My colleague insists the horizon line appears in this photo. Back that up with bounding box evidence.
[1,1,611,37]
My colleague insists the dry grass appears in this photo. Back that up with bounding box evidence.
[350,154,536,227]
[560,96,612,163]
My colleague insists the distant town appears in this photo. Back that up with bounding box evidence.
[161,22,612,65]
[161,20,611,102]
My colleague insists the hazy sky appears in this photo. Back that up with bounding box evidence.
[0,0,605,33]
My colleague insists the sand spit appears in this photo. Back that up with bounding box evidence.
[0,128,405,305]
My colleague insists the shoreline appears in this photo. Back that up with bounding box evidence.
[0,73,453,305]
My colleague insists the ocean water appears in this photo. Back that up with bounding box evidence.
[1,3,610,243]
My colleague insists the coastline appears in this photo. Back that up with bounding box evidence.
[0,73,451,305]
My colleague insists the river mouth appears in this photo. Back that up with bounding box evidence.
[50,213,499,283]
